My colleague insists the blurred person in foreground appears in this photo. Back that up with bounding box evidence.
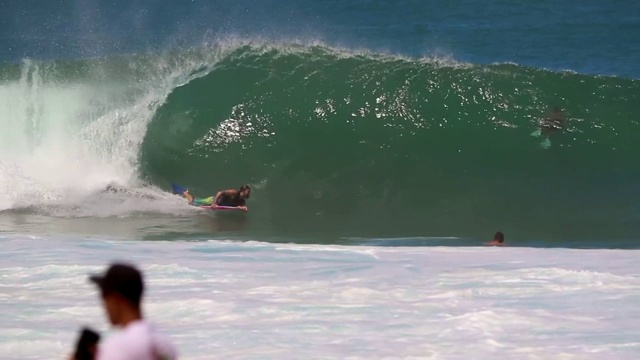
[72,262,178,360]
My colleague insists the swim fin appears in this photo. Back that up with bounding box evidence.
[540,138,551,149]
[171,184,186,194]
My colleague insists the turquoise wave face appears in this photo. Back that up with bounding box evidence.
[139,45,640,243]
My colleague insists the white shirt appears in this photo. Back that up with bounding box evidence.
[97,320,177,360]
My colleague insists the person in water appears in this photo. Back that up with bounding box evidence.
[182,185,251,212]
[539,106,565,137]
[485,231,506,246]
[531,106,565,148]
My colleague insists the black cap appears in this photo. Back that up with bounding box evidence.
[89,263,144,305]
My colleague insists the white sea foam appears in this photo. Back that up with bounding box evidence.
[0,236,638,359]
[0,53,219,215]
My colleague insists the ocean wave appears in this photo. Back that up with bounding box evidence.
[2,41,640,241]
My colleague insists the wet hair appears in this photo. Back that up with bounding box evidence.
[493,231,504,243]
[239,185,251,198]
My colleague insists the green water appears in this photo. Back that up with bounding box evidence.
[138,46,640,244]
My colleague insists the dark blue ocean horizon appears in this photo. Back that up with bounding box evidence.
[2,0,639,78]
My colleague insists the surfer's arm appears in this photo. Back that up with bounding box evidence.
[212,190,225,208]
[236,199,248,211]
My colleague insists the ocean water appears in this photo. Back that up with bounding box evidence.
[2,235,640,359]
[1,0,640,358]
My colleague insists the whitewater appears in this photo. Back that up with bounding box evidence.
[2,235,639,359]
[0,49,217,213]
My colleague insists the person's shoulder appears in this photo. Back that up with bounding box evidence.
[146,322,178,360]
[485,240,506,246]
[97,329,132,359]
[97,321,177,360]
[151,333,178,360]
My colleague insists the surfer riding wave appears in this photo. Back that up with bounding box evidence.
[172,184,251,212]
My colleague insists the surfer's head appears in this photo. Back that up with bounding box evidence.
[239,185,251,199]
[493,232,504,243]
